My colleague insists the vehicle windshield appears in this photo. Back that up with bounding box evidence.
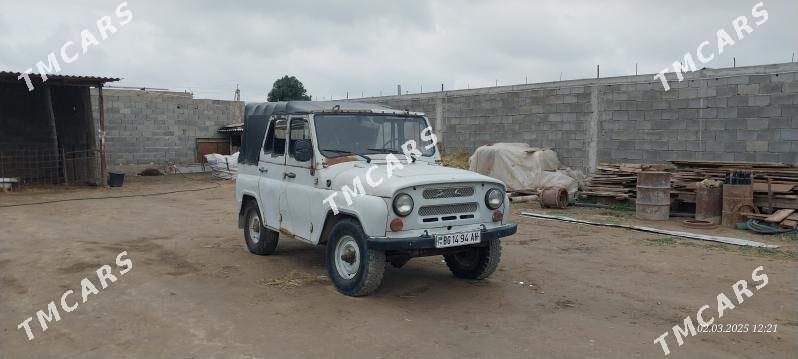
[314,114,435,158]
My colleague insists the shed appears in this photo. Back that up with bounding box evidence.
[0,71,119,186]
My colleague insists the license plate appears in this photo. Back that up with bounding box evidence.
[435,230,481,248]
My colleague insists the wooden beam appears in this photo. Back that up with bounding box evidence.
[42,84,62,184]
[765,209,795,223]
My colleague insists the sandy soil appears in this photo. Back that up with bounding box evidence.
[0,174,795,358]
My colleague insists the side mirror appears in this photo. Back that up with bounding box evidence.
[293,139,313,162]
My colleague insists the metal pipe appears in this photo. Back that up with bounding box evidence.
[98,84,107,186]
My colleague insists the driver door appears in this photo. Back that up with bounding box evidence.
[281,116,314,241]
[258,117,287,231]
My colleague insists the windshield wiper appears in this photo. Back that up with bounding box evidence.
[320,149,372,163]
[367,148,402,154]
[367,148,416,162]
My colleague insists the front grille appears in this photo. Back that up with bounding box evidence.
[418,202,478,217]
[422,186,475,199]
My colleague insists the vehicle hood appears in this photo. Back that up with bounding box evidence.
[321,161,505,197]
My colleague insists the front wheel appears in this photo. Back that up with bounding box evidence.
[444,240,501,279]
[243,201,279,255]
[325,218,385,296]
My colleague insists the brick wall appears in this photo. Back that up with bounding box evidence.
[365,62,798,172]
[90,89,244,166]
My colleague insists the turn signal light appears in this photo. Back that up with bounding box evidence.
[390,218,404,231]
[492,210,503,222]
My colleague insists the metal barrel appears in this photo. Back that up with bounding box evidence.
[722,184,754,227]
[635,171,671,221]
[540,187,568,209]
[695,186,723,224]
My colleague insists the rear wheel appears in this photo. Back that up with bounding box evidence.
[325,218,385,296]
[444,240,501,279]
[243,201,279,255]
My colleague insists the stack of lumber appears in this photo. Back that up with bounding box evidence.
[581,163,670,200]
[668,160,798,210]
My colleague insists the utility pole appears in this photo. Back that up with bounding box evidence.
[233,84,240,101]
[635,63,638,75]
[733,57,736,68]
[596,64,600,79]
[397,84,401,96]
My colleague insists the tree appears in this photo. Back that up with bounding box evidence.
[267,75,312,102]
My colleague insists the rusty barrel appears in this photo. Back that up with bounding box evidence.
[540,187,568,209]
[722,184,754,227]
[695,186,723,224]
[635,171,671,221]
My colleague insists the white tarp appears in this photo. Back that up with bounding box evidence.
[469,143,582,193]
[204,152,239,180]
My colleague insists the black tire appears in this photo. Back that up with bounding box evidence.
[325,218,385,296]
[444,240,501,279]
[243,201,279,255]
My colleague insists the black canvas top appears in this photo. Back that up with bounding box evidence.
[239,101,396,164]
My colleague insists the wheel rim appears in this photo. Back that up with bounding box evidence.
[334,235,360,280]
[248,210,261,244]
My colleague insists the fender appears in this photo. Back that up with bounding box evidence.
[310,193,389,244]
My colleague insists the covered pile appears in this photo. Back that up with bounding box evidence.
[204,152,239,180]
[468,143,582,195]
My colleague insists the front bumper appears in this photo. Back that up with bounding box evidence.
[367,223,517,251]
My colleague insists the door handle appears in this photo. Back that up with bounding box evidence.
[259,167,268,173]
[284,172,296,179]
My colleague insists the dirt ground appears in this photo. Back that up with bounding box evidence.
[0,174,796,358]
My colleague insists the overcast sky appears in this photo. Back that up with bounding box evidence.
[1,0,795,101]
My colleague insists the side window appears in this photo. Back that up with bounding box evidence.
[288,118,310,158]
[262,118,287,157]
[263,120,275,154]
[274,119,287,156]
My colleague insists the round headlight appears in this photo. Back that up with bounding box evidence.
[485,188,504,209]
[393,193,414,217]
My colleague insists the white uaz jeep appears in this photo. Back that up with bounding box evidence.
[235,101,517,296]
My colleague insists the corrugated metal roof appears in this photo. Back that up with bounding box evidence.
[0,71,120,83]
[218,123,244,133]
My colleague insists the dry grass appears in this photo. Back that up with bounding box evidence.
[258,270,328,289]
[441,150,471,169]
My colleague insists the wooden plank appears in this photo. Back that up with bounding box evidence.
[741,212,769,219]
[754,196,798,209]
[752,182,796,193]
[669,160,791,168]
[779,219,798,229]
[765,209,795,223]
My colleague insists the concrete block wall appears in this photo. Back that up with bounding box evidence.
[90,89,244,166]
[365,62,798,172]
